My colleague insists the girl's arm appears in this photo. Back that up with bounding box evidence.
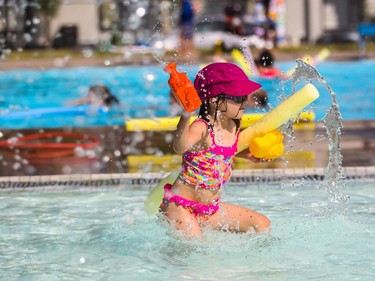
[173,112,205,154]
[67,97,89,106]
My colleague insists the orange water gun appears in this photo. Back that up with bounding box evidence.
[164,62,202,112]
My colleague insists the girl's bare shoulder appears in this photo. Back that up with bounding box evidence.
[189,119,209,134]
[189,119,212,151]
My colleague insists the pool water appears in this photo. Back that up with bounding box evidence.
[0,60,374,129]
[1,181,374,281]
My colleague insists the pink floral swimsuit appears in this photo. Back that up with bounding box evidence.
[160,119,239,218]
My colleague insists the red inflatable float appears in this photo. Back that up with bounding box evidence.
[0,132,100,159]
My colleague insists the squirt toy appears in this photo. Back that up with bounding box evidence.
[164,62,202,112]
[250,130,284,160]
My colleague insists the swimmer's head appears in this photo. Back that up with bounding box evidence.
[257,49,275,68]
[88,85,119,107]
[248,89,268,108]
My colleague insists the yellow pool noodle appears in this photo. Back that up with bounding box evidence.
[144,83,319,216]
[126,112,314,132]
[126,116,183,131]
[144,169,181,216]
[313,48,330,65]
[237,83,319,151]
[126,114,262,132]
[285,49,330,78]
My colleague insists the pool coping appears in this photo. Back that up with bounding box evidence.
[0,166,374,191]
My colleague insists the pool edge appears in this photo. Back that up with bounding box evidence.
[0,166,374,191]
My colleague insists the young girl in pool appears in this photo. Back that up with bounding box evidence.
[159,62,271,237]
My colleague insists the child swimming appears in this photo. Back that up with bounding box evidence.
[159,62,271,238]
[69,85,119,107]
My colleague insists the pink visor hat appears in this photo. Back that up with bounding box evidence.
[194,62,262,101]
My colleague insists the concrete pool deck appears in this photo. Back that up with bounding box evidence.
[1,49,374,70]
[0,120,374,186]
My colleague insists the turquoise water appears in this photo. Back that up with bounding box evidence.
[0,181,374,281]
[0,60,374,129]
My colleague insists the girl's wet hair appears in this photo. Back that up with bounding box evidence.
[89,85,119,106]
[198,97,241,132]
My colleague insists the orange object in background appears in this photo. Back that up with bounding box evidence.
[164,62,202,112]
[258,67,282,78]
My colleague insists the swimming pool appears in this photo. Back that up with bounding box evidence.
[0,60,374,129]
[0,180,373,280]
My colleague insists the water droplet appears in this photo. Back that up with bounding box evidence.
[82,48,93,58]
[145,73,155,81]
[86,150,96,158]
[125,215,135,225]
[62,165,72,174]
[12,163,21,170]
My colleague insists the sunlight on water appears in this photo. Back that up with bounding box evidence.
[0,182,374,281]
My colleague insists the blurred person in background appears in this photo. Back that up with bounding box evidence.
[69,85,119,108]
[255,48,285,78]
[247,88,268,108]
[224,2,245,35]
[179,0,198,58]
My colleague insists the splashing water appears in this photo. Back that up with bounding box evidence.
[148,8,347,203]
[291,59,346,202]
[239,45,259,75]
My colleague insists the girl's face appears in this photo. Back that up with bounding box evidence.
[217,95,248,119]
[87,90,104,106]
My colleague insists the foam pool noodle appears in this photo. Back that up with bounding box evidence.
[231,49,253,76]
[250,130,284,159]
[144,83,320,216]
[285,49,330,78]
[313,48,330,65]
[164,63,202,112]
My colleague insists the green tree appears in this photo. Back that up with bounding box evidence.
[37,0,61,47]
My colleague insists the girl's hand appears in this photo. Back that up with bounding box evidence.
[248,153,272,163]
[235,150,271,163]
[181,110,193,118]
